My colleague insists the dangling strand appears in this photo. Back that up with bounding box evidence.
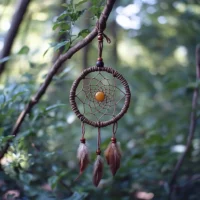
[104,122,121,176]
[76,122,89,180]
[95,21,111,68]
[93,126,103,187]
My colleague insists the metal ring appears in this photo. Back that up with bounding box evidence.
[69,66,131,127]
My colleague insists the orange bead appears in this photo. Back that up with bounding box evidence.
[95,91,105,102]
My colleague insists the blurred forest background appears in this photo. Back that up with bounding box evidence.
[0,0,200,199]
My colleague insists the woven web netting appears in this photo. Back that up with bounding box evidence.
[75,71,126,122]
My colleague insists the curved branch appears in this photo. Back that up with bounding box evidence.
[0,0,116,160]
[169,44,200,198]
[0,0,31,75]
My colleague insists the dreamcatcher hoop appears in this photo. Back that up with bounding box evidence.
[70,66,131,127]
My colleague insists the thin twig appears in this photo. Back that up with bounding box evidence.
[0,0,116,160]
[169,45,200,198]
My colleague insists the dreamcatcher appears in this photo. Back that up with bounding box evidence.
[70,22,131,187]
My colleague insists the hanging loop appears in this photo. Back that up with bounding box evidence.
[111,122,118,144]
[80,122,86,143]
[103,33,111,44]
[96,123,101,155]
[112,122,118,137]
[96,20,111,43]
[95,20,111,68]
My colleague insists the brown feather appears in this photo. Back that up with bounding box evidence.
[77,143,89,175]
[104,142,112,165]
[104,142,121,176]
[93,155,103,187]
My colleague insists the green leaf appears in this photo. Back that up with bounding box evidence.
[52,22,70,31]
[145,134,166,145]
[0,128,3,135]
[54,41,70,51]
[12,91,26,101]
[64,42,71,52]
[75,0,88,8]
[43,48,50,57]
[58,171,67,179]
[57,11,68,21]
[89,5,104,18]
[60,23,70,30]
[45,104,66,112]
[61,3,68,8]
[78,29,90,38]
[52,23,60,30]
[70,10,85,21]
[0,135,15,144]
[48,176,58,190]
[18,46,30,55]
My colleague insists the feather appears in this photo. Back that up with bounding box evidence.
[104,142,121,176]
[77,143,89,175]
[93,155,103,187]
[104,142,112,165]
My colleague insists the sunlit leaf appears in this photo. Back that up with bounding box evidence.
[78,29,90,38]
[75,0,88,8]
[18,46,30,55]
[54,41,70,51]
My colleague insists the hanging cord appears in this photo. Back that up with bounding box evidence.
[111,122,118,143]
[80,122,86,143]
[96,20,111,68]
[96,125,101,155]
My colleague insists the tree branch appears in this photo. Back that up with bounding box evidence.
[0,0,31,75]
[82,1,92,70]
[0,0,116,160]
[169,44,200,198]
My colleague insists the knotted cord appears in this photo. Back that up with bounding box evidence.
[97,125,101,154]
[96,21,111,60]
